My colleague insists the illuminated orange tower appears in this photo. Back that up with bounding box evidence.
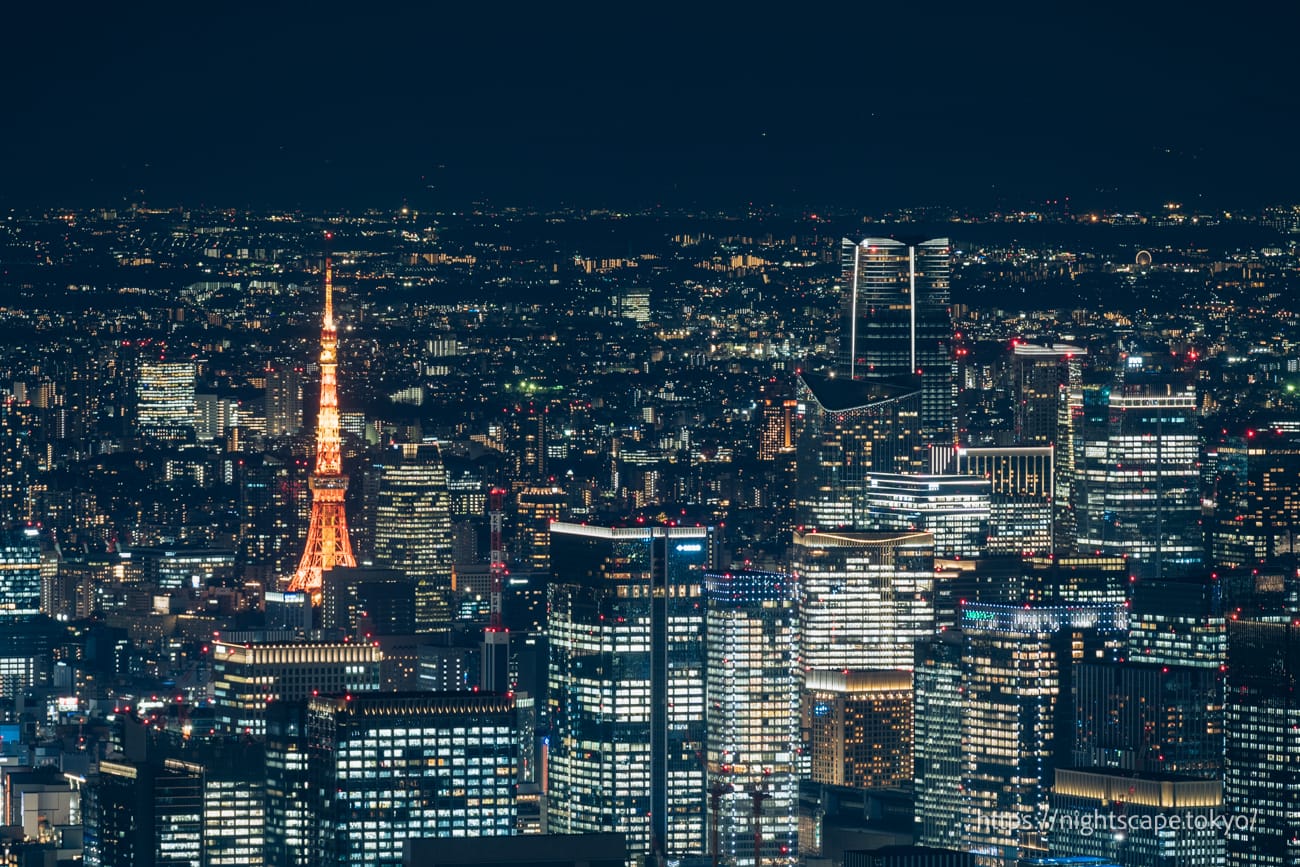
[288,249,356,601]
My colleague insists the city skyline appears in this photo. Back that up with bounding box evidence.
[4,7,1300,866]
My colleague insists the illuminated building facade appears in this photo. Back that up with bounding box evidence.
[0,526,42,619]
[705,569,800,866]
[1224,619,1300,867]
[1071,375,1201,578]
[263,363,304,437]
[514,485,566,573]
[1011,342,1085,445]
[914,630,965,851]
[794,530,935,671]
[1049,769,1224,867]
[1210,426,1300,568]
[373,442,454,631]
[794,373,924,528]
[210,640,381,736]
[83,758,203,867]
[959,603,1127,863]
[306,693,517,866]
[288,258,357,601]
[546,522,713,859]
[840,236,953,439]
[806,669,912,790]
[135,360,197,442]
[861,472,990,559]
[1071,661,1224,775]
[1128,575,1226,668]
[952,445,1053,555]
[0,397,35,524]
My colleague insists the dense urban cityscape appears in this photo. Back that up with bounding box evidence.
[0,195,1298,867]
[3,2,1300,865]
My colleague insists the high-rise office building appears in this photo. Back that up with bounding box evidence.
[1049,769,1224,867]
[546,522,713,859]
[840,237,953,439]
[135,360,197,442]
[914,630,965,852]
[373,442,454,632]
[0,526,42,619]
[861,472,991,559]
[264,364,304,437]
[83,758,204,867]
[321,565,416,636]
[1071,661,1223,775]
[1071,373,1201,578]
[265,701,312,867]
[1010,343,1085,445]
[805,669,913,790]
[958,603,1128,863]
[793,530,935,671]
[0,397,35,525]
[1210,425,1300,568]
[794,373,924,528]
[705,569,800,866]
[950,445,1054,555]
[514,485,566,572]
[306,693,517,866]
[210,640,382,736]
[1128,575,1226,668]
[1223,619,1300,867]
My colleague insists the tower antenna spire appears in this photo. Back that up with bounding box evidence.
[287,230,357,603]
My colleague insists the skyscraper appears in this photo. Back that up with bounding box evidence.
[83,758,204,867]
[1210,425,1300,568]
[546,522,713,859]
[1071,371,1201,578]
[958,603,1127,863]
[705,569,801,866]
[288,257,357,602]
[793,530,935,671]
[135,360,197,442]
[210,639,382,736]
[1010,342,1085,445]
[263,364,304,437]
[805,669,913,790]
[914,630,965,851]
[373,442,454,632]
[1223,619,1300,867]
[794,373,924,528]
[951,445,1054,555]
[0,526,41,619]
[306,693,518,866]
[840,237,953,439]
[860,472,991,559]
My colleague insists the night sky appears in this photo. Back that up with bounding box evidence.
[5,3,1298,211]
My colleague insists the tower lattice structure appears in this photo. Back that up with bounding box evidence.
[288,253,357,601]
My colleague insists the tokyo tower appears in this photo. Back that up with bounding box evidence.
[288,248,356,602]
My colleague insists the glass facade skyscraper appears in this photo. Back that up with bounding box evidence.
[1224,619,1300,867]
[1071,373,1201,578]
[958,603,1127,864]
[794,373,924,529]
[135,360,197,442]
[306,693,517,866]
[0,526,41,619]
[793,530,935,672]
[840,237,953,440]
[705,569,800,866]
[546,522,714,859]
[373,442,454,632]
